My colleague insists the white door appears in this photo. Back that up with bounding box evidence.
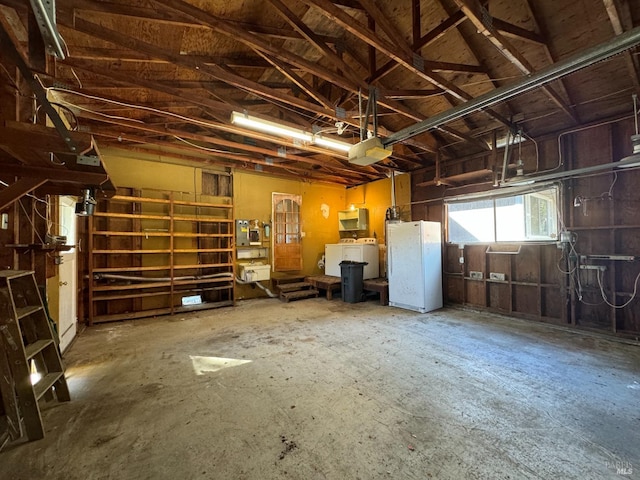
[58,196,77,353]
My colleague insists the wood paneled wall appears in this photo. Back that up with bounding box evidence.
[412,117,640,338]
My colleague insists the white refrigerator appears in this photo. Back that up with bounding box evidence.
[387,221,443,313]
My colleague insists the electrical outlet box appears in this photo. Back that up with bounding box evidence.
[469,271,483,280]
[490,272,506,281]
[579,265,606,272]
[559,231,573,243]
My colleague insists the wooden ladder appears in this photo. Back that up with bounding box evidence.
[0,270,70,441]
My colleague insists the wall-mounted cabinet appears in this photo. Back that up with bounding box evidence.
[338,208,368,231]
[87,190,235,324]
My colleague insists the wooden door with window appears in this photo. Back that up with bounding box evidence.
[272,193,302,271]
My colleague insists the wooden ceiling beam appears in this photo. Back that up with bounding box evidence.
[454,0,579,124]
[57,60,233,117]
[265,0,365,89]
[150,0,359,93]
[602,0,640,89]
[299,0,473,102]
[264,0,443,154]
[491,18,545,45]
[385,89,445,100]
[58,18,345,125]
[65,0,342,44]
[1,164,110,184]
[0,120,96,157]
[367,10,466,87]
[67,47,272,69]
[412,0,421,46]
[524,0,582,123]
[254,51,333,110]
[70,108,386,178]
[0,177,47,210]
[64,1,442,157]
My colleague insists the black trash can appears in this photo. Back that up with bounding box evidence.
[339,261,367,303]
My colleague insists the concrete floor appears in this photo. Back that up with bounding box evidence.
[1,298,639,479]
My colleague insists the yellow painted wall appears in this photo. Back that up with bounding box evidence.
[234,171,345,298]
[345,173,411,245]
[95,150,410,301]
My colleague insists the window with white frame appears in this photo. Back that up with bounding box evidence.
[446,186,559,243]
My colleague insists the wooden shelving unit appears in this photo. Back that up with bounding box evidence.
[87,191,235,324]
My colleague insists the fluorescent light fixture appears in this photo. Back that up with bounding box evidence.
[230,111,312,142]
[230,111,352,153]
[313,134,352,152]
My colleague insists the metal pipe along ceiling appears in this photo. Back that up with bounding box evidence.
[383,26,640,147]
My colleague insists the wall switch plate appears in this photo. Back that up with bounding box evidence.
[1,213,8,230]
[490,272,506,281]
[469,271,483,280]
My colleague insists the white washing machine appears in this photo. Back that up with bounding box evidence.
[325,239,380,279]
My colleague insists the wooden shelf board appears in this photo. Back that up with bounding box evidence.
[174,300,234,313]
[173,249,233,253]
[173,215,234,222]
[92,249,171,254]
[173,277,235,286]
[111,195,170,204]
[93,290,171,301]
[92,281,173,291]
[174,285,235,294]
[93,231,171,237]
[173,199,232,208]
[173,233,233,238]
[173,263,234,269]
[93,212,172,220]
[92,266,172,273]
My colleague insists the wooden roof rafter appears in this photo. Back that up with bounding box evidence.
[453,0,579,124]
[602,0,640,89]
[151,0,442,154]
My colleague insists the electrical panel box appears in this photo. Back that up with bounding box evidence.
[236,219,250,246]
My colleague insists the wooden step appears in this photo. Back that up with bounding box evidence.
[277,281,314,293]
[280,288,319,302]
